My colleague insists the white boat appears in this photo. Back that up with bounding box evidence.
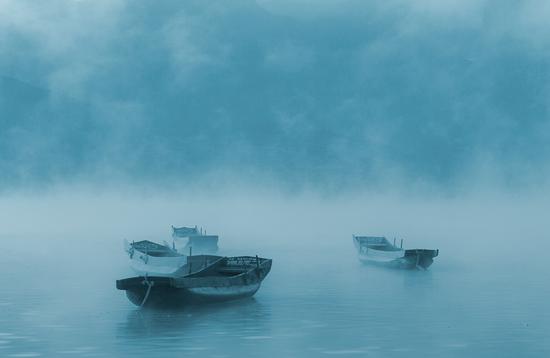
[353,235,438,270]
[172,225,219,254]
[124,240,187,277]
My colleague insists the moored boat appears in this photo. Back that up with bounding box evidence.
[171,225,200,238]
[353,235,438,270]
[172,225,219,254]
[124,239,187,277]
[116,255,272,307]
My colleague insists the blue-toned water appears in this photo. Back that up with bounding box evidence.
[2,233,549,357]
[2,0,550,355]
[1,194,549,357]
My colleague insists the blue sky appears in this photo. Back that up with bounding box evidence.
[1,0,549,191]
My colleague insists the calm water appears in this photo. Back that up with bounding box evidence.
[2,234,549,357]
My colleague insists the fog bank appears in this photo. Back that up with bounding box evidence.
[2,0,550,191]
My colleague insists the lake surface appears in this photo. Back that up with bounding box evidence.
[2,230,549,358]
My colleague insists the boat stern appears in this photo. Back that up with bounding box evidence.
[404,249,439,270]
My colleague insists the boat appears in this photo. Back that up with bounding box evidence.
[124,239,188,277]
[353,235,438,270]
[116,255,272,307]
[171,225,200,238]
[172,225,219,254]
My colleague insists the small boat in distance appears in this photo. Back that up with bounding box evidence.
[124,240,187,277]
[116,255,272,307]
[172,225,219,254]
[353,235,438,270]
[171,225,199,237]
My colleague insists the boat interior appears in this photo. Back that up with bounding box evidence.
[172,225,200,238]
[131,240,182,257]
[355,236,402,252]
[187,235,219,243]
[183,256,268,278]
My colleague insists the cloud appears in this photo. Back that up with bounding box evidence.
[0,0,126,95]
[255,0,357,19]
[264,41,315,73]
[161,6,232,84]
[1,0,549,192]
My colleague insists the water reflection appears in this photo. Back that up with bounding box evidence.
[117,298,273,356]
[120,298,267,337]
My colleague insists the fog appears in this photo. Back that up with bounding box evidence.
[2,0,550,356]
[2,186,549,251]
[2,0,550,190]
[1,188,549,356]
[3,185,549,282]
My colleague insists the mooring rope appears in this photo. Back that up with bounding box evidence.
[140,276,154,307]
[415,252,425,270]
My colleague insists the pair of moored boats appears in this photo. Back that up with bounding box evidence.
[116,226,272,307]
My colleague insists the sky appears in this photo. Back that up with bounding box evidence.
[1,6,549,355]
[1,0,550,193]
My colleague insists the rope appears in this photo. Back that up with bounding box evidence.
[140,254,148,264]
[140,276,154,307]
[415,252,425,270]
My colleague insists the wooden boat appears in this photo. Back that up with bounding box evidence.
[172,225,219,254]
[171,225,199,238]
[116,255,272,307]
[124,240,187,277]
[353,235,438,270]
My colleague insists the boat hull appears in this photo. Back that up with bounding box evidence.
[117,257,272,307]
[124,239,188,277]
[180,235,219,255]
[358,249,438,270]
[121,279,262,307]
[128,254,188,277]
[353,236,438,270]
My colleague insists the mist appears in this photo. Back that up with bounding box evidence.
[2,0,550,357]
[2,187,549,356]
[2,0,550,191]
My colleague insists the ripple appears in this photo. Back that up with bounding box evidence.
[391,347,413,352]
[444,343,469,348]
[241,335,272,340]
[56,346,97,354]
[180,347,208,351]
[38,324,67,329]
[6,336,28,340]
[322,349,368,355]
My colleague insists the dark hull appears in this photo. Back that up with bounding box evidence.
[403,249,439,270]
[117,257,272,307]
[358,249,439,270]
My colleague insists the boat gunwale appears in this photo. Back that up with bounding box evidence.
[130,240,183,257]
[353,235,402,252]
[116,257,272,291]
